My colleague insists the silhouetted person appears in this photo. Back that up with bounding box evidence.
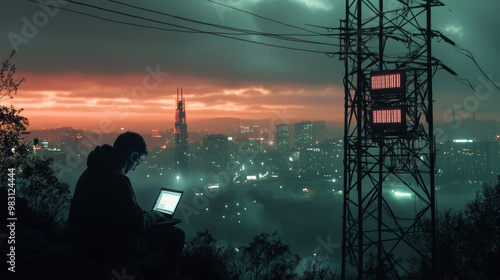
[68,131,184,273]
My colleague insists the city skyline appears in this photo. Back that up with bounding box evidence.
[1,0,500,133]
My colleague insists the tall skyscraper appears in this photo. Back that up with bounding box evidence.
[312,120,327,145]
[175,88,189,176]
[276,124,289,151]
[294,121,313,150]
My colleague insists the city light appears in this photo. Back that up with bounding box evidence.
[453,139,473,143]
[393,191,412,198]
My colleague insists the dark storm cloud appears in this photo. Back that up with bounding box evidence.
[1,0,499,128]
[1,0,338,84]
[432,0,500,94]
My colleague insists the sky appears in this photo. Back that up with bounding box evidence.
[1,0,500,134]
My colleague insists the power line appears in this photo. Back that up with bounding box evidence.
[453,43,500,92]
[109,0,339,47]
[206,0,328,37]
[433,31,500,94]
[27,0,199,34]
[28,0,341,56]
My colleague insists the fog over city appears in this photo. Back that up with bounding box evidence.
[26,120,495,272]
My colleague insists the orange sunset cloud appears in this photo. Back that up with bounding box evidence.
[7,70,345,133]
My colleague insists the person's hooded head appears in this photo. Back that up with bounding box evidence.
[113,131,148,174]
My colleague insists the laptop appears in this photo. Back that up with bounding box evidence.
[151,188,184,226]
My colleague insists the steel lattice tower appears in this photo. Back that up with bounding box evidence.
[340,0,443,279]
[175,87,188,177]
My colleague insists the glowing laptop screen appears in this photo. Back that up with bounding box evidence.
[152,190,182,215]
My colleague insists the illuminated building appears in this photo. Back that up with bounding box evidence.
[312,121,326,145]
[276,124,289,151]
[248,138,264,153]
[294,121,313,150]
[149,129,163,148]
[319,138,343,178]
[202,134,228,172]
[437,139,499,184]
[61,128,83,151]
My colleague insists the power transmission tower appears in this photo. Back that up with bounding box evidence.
[340,0,443,279]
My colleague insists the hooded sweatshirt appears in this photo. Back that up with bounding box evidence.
[68,144,155,258]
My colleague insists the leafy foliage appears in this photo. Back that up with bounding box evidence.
[0,50,24,101]
[182,230,306,280]
[16,156,71,228]
[181,229,242,280]
[298,254,339,280]
[362,253,401,280]
[408,178,500,279]
[0,51,70,238]
[0,105,29,158]
[0,51,28,160]
[239,231,300,280]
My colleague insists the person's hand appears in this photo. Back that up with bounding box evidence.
[151,211,166,222]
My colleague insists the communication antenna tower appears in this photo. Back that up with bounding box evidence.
[175,87,189,177]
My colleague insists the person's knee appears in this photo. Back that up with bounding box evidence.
[173,227,185,243]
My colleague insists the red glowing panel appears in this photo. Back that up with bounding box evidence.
[373,109,402,124]
[371,73,402,90]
